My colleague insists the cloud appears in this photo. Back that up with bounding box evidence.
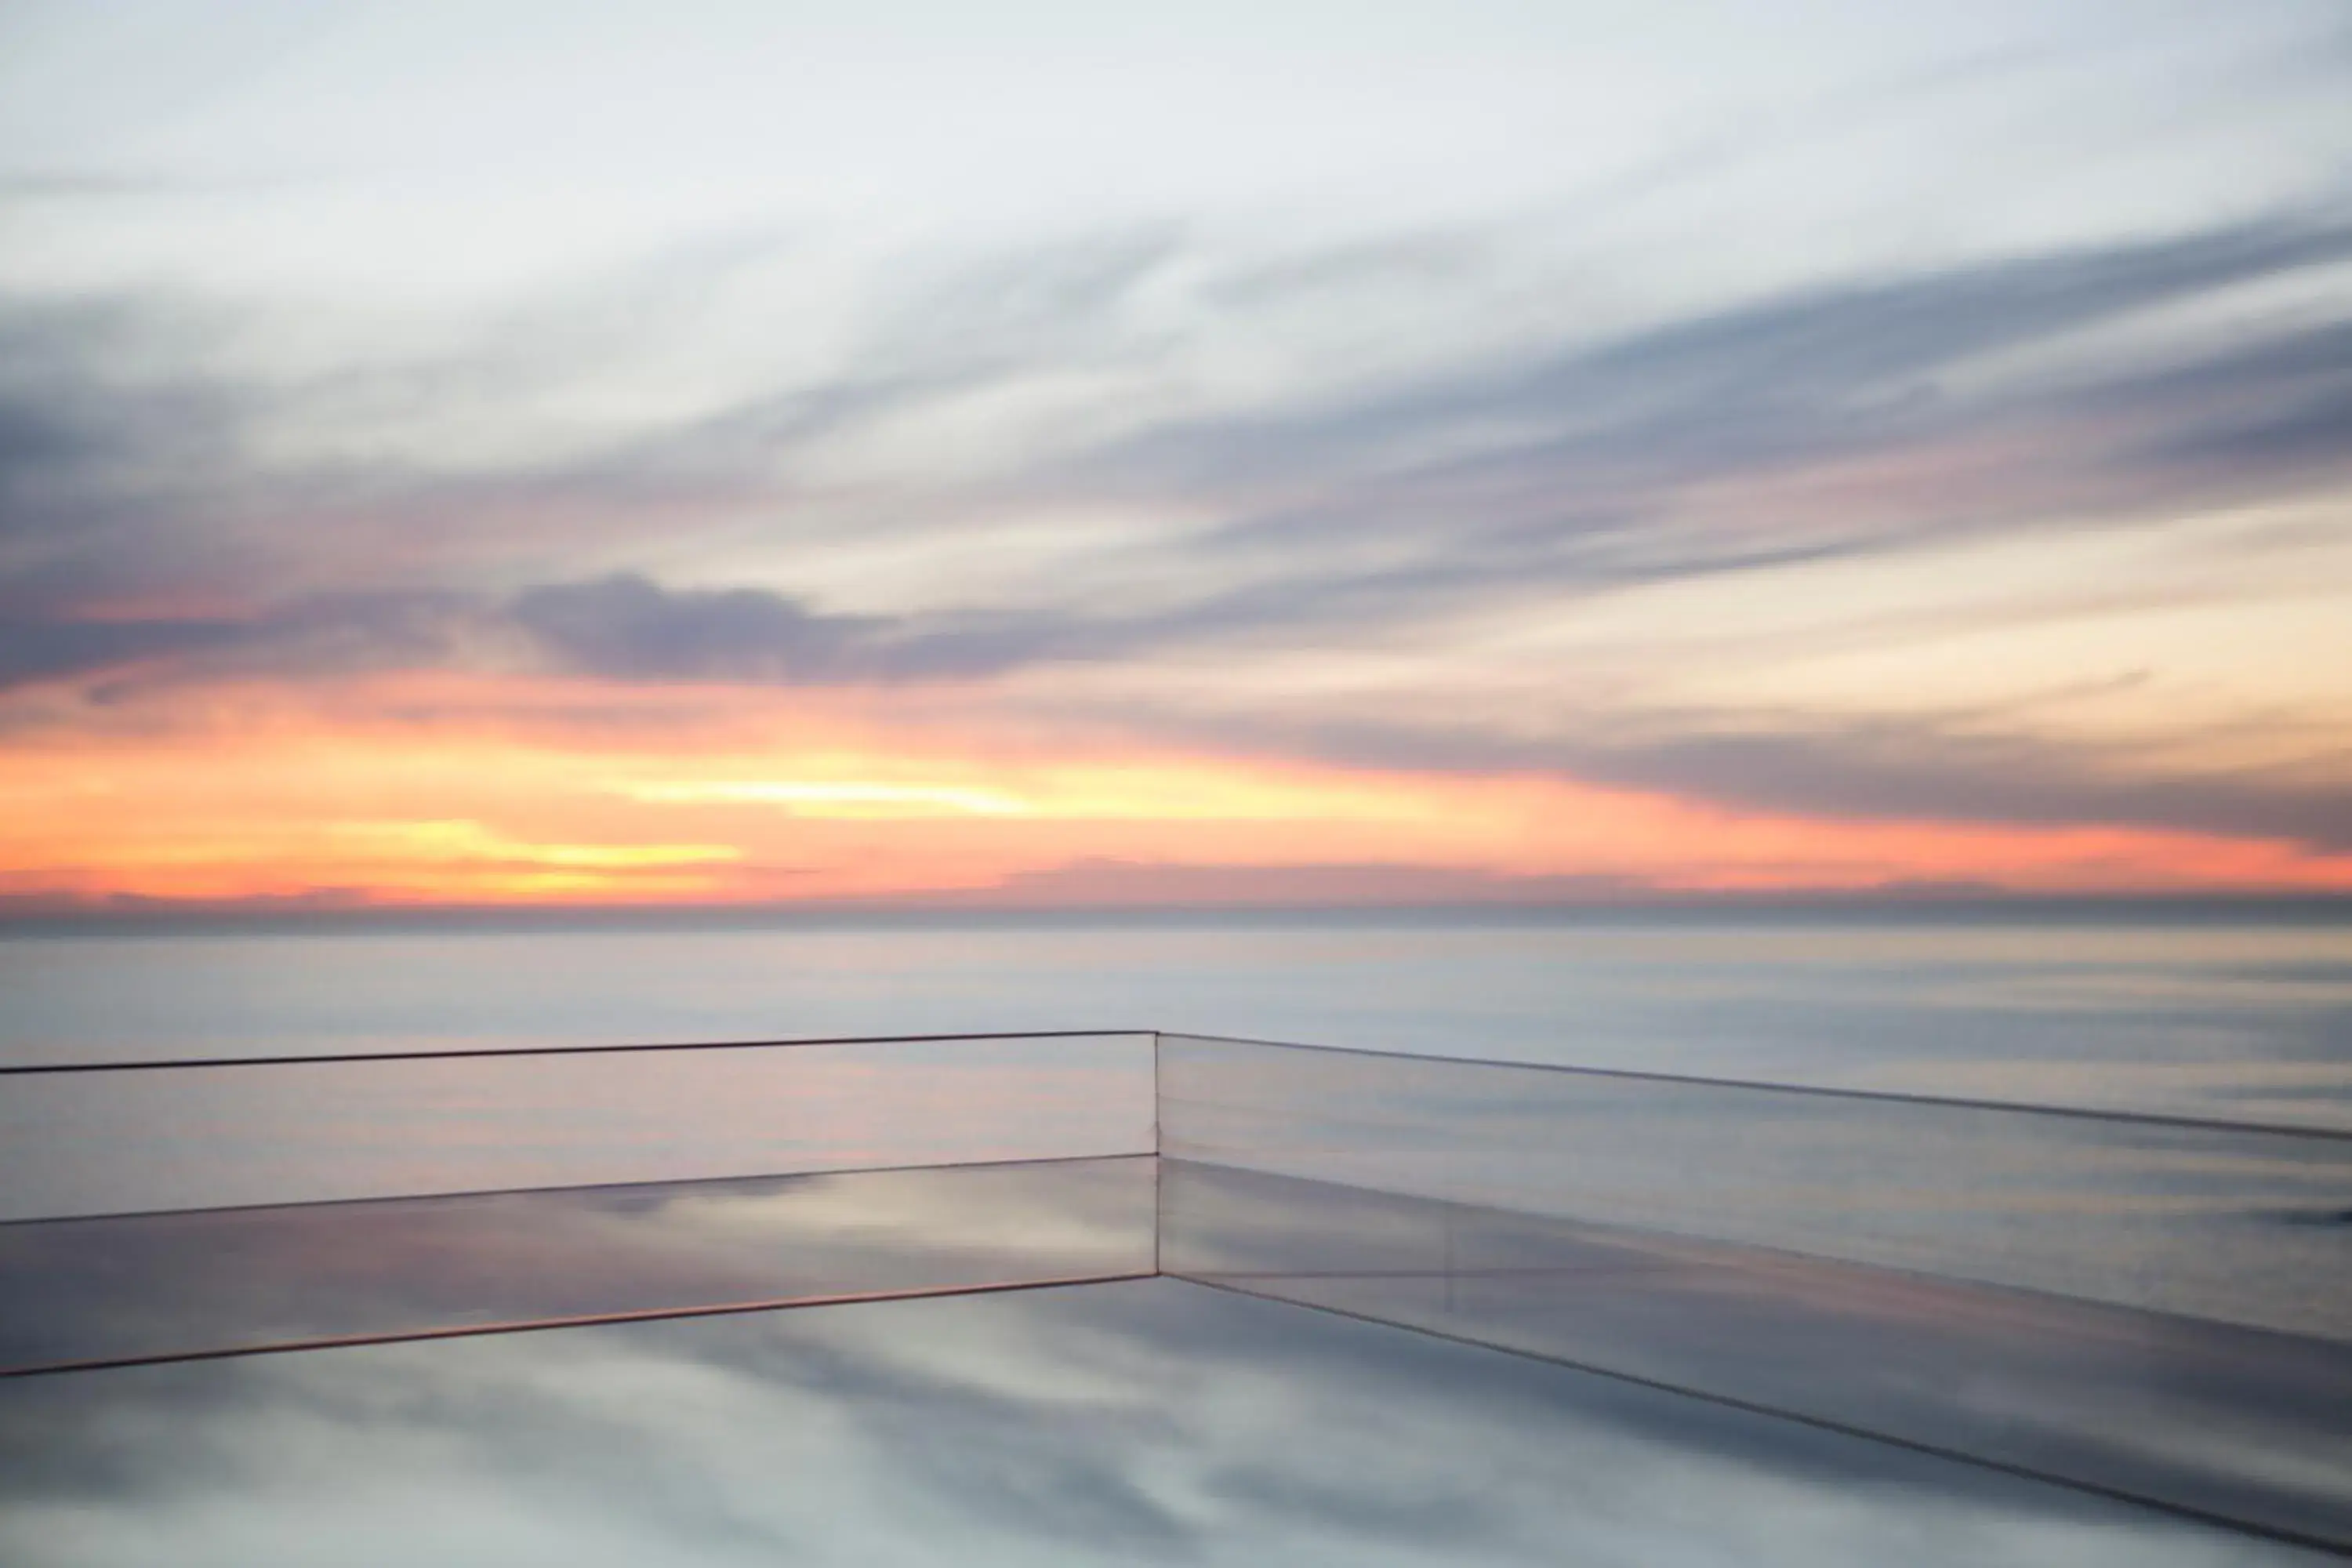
[506,575,891,684]
[1174,710,2352,855]
[926,858,1656,909]
[9,208,2352,644]
[1555,728,2352,854]
[0,615,244,688]
[3,209,2350,874]
[0,573,1116,694]
[0,297,256,620]
[1061,212,2352,628]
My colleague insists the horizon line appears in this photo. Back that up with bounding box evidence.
[7,887,2352,932]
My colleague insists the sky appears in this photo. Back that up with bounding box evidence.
[2,0,2349,910]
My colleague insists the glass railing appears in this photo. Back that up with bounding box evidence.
[1156,1033,2352,1551]
[1154,1033,2352,1338]
[0,1032,1159,1373]
[5,1026,2347,1550]
[2,1029,1156,1218]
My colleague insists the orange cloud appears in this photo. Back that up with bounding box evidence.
[2,672,2347,909]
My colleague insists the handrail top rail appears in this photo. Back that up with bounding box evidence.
[1160,1031,2352,1145]
[0,1029,1151,1075]
[5,1025,2346,1144]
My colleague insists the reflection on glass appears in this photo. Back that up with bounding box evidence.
[0,1032,1155,1219]
[0,1279,2324,1567]
[0,1156,1155,1373]
[6,1024,2343,1557]
[1157,1034,2352,1340]
[1160,1159,2352,1551]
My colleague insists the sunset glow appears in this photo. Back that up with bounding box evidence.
[5,672,2347,909]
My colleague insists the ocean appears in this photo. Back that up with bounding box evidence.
[5,906,2349,1130]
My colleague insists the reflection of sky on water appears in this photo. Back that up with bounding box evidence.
[4,916,2348,1127]
[0,1279,2321,1567]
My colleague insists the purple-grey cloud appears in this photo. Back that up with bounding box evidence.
[3,208,2350,858]
[0,575,1112,694]
[1148,710,2352,855]
[7,210,2351,640]
[1065,213,2352,621]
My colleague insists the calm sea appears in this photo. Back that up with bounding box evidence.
[4,907,2348,1130]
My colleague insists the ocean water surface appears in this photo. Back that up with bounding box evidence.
[4,909,2349,1128]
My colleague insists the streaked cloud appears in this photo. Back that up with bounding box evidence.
[615,781,1037,818]
[331,819,742,871]
[1,0,2347,906]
